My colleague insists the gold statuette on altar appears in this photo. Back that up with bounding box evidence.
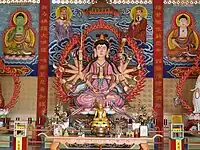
[90,102,110,137]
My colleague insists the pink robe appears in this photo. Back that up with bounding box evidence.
[75,61,124,108]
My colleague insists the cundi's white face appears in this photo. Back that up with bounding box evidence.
[96,44,108,58]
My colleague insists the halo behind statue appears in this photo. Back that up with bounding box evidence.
[8,9,32,27]
[13,12,28,25]
[175,13,191,27]
[172,11,195,28]
[130,5,148,20]
[55,5,72,20]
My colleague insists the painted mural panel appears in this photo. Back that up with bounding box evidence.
[3,10,36,58]
[0,4,39,76]
[0,3,153,77]
[49,3,153,78]
[164,4,200,78]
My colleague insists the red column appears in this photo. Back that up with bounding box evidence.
[13,137,28,150]
[153,0,164,148]
[36,1,50,127]
[0,83,5,108]
[170,140,184,150]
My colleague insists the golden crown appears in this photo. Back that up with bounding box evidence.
[94,33,110,48]
[95,33,108,41]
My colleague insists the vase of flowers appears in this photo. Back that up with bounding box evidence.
[134,105,154,125]
[53,124,63,136]
[43,104,69,136]
[132,104,155,137]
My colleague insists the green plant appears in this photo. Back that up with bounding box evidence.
[133,104,154,125]
[43,104,68,126]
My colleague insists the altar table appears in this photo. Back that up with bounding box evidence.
[39,133,163,150]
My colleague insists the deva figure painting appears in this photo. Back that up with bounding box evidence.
[128,5,147,43]
[3,10,36,59]
[55,5,73,41]
[55,33,141,115]
[166,11,199,61]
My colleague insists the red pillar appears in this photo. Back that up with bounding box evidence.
[13,137,28,150]
[0,83,5,108]
[170,139,184,150]
[36,0,50,128]
[153,0,164,149]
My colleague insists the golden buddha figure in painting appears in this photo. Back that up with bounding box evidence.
[167,12,199,60]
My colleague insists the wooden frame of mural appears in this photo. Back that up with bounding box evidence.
[54,18,146,103]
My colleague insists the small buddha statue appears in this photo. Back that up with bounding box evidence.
[91,102,110,137]
[93,103,108,121]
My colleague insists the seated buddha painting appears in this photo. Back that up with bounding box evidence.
[3,10,36,60]
[166,11,199,62]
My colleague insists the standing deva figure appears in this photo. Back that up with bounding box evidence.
[55,5,73,41]
[128,5,147,43]
[191,75,200,113]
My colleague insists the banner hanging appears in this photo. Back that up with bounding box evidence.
[153,0,164,133]
[36,0,50,126]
